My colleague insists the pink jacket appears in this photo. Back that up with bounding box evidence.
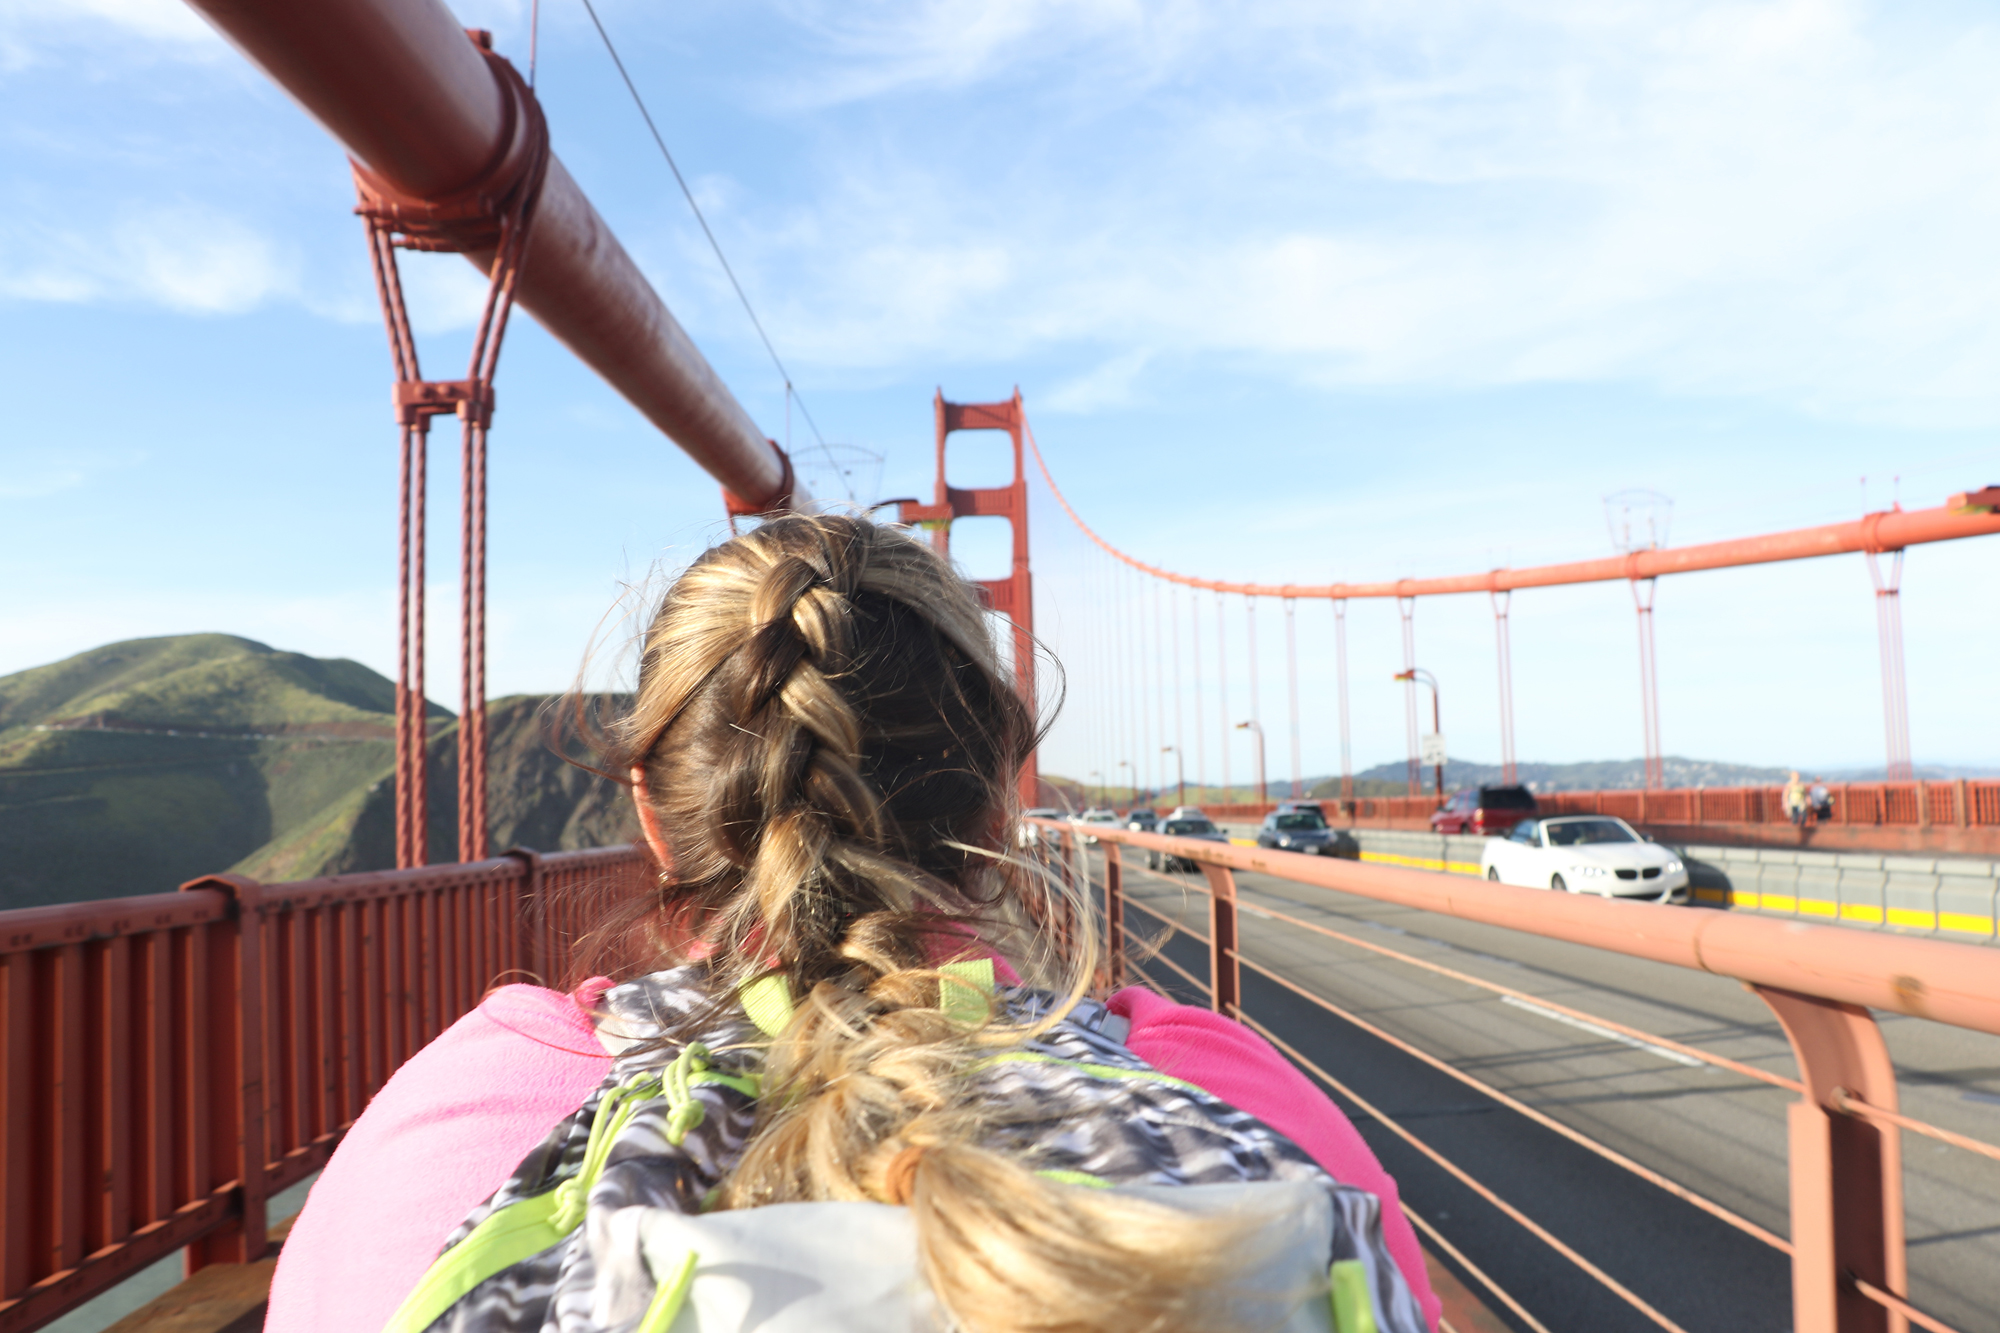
[268,981,1439,1332]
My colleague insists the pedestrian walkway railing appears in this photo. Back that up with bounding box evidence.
[1032,818,2000,1333]
[7,827,1996,1333]
[0,846,650,1333]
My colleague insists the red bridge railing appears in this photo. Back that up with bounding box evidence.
[0,846,649,1333]
[1041,818,2000,1333]
[1201,778,2000,851]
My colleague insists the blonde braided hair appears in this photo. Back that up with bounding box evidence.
[599,514,1281,1333]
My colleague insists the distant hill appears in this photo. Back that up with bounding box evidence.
[1334,756,1792,794]
[0,636,634,910]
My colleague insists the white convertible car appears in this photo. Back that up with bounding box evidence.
[1480,815,1688,902]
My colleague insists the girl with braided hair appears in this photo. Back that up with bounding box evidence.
[269,514,1438,1333]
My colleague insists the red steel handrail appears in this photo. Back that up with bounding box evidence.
[0,846,651,1333]
[1054,818,1998,1333]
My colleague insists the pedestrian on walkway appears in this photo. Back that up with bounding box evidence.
[267,514,1439,1333]
[1809,777,1833,823]
[1784,771,1809,827]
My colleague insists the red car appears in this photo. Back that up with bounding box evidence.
[1431,784,1538,836]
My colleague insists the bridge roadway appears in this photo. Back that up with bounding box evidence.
[1107,852,2000,1333]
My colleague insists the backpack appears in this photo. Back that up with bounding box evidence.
[382,963,1428,1333]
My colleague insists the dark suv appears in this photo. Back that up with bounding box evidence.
[1431,784,1538,836]
[1255,802,1360,859]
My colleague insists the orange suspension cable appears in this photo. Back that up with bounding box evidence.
[1021,419,2000,600]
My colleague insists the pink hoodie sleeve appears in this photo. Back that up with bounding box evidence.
[1108,987,1441,1331]
[265,980,613,1333]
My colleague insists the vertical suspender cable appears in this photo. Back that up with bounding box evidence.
[1632,579,1663,790]
[1246,596,1261,801]
[1170,583,1185,805]
[1285,597,1302,799]
[1144,564,1160,800]
[1867,550,1914,782]
[1399,596,1420,797]
[1492,589,1517,787]
[1126,563,1141,805]
[1155,577,1169,806]
[1191,587,1207,797]
[1216,592,1231,803]
[1334,598,1352,804]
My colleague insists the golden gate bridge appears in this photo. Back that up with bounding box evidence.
[3,4,1999,1333]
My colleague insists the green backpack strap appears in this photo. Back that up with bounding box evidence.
[380,1044,759,1333]
[739,959,997,1039]
[1329,1258,1381,1333]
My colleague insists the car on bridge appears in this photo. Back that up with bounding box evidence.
[1074,807,1122,844]
[1125,807,1158,832]
[1145,810,1230,871]
[1018,807,1064,848]
[1480,815,1687,900]
[1254,803,1360,859]
[1431,784,1539,836]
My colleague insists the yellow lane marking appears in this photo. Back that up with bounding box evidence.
[1940,912,1997,937]
[1359,850,1483,876]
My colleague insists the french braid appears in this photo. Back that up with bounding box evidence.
[599,514,1276,1333]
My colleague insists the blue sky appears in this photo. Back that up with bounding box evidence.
[3,0,1997,785]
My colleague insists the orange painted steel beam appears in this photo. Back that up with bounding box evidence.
[1051,821,2000,1037]
[1029,420,2000,596]
[185,0,800,512]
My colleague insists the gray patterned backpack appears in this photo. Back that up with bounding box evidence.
[380,963,1428,1333]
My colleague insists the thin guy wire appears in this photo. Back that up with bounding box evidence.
[576,0,850,499]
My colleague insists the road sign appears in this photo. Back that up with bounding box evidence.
[1420,733,1447,768]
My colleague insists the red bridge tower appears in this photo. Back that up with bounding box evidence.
[899,391,1037,808]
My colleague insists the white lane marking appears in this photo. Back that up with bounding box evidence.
[1500,995,1705,1068]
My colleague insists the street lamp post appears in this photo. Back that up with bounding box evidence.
[1118,760,1133,813]
[1235,720,1268,810]
[1089,770,1103,808]
[1163,745,1185,807]
[1393,668,1445,803]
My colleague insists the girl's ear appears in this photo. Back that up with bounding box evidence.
[630,766,675,876]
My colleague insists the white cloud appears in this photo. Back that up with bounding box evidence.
[0,205,296,313]
[1043,348,1152,413]
[0,0,224,68]
[692,0,2000,427]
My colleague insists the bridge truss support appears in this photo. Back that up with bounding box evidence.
[902,391,1037,807]
[1866,549,1914,782]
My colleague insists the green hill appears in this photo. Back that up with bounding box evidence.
[0,636,635,909]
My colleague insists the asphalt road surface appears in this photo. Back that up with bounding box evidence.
[1107,851,2000,1333]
